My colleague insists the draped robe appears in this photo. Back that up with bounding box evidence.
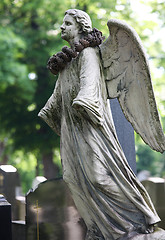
[38,47,160,240]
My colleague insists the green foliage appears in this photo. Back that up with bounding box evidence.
[136,141,165,177]
[8,151,37,193]
[0,27,34,98]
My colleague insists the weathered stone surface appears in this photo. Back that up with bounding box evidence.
[100,19,165,153]
[26,178,86,240]
[38,9,165,240]
[142,177,165,230]
[131,228,165,240]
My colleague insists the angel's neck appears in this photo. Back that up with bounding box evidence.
[68,35,81,50]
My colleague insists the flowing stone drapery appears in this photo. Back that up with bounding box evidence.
[39,47,161,240]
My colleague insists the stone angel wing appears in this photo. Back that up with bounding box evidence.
[100,19,165,153]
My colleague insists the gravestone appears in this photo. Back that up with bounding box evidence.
[32,176,47,190]
[110,98,136,173]
[0,164,20,219]
[15,195,26,221]
[142,177,165,229]
[0,194,12,240]
[12,220,26,240]
[26,178,86,240]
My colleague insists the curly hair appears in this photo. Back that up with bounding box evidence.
[65,9,92,34]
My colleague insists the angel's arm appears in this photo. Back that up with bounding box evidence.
[72,47,104,126]
[38,78,62,136]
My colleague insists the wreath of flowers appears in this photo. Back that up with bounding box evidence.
[47,28,105,75]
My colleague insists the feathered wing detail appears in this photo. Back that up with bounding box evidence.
[100,19,165,153]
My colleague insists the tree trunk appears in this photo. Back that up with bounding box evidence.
[0,141,9,165]
[42,151,59,179]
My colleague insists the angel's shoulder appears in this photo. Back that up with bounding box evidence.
[81,46,99,57]
[78,47,100,64]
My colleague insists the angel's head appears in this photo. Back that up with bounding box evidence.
[60,9,92,46]
[47,10,103,75]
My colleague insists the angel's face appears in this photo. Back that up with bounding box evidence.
[60,14,80,42]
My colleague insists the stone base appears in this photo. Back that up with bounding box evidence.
[131,228,165,240]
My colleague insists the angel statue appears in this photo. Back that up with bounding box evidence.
[38,9,165,240]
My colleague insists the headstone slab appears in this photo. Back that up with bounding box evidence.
[26,178,86,240]
[12,220,26,240]
[0,164,21,220]
[110,98,136,173]
[0,194,12,240]
[142,177,165,230]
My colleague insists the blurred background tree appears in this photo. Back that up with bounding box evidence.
[0,0,164,193]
